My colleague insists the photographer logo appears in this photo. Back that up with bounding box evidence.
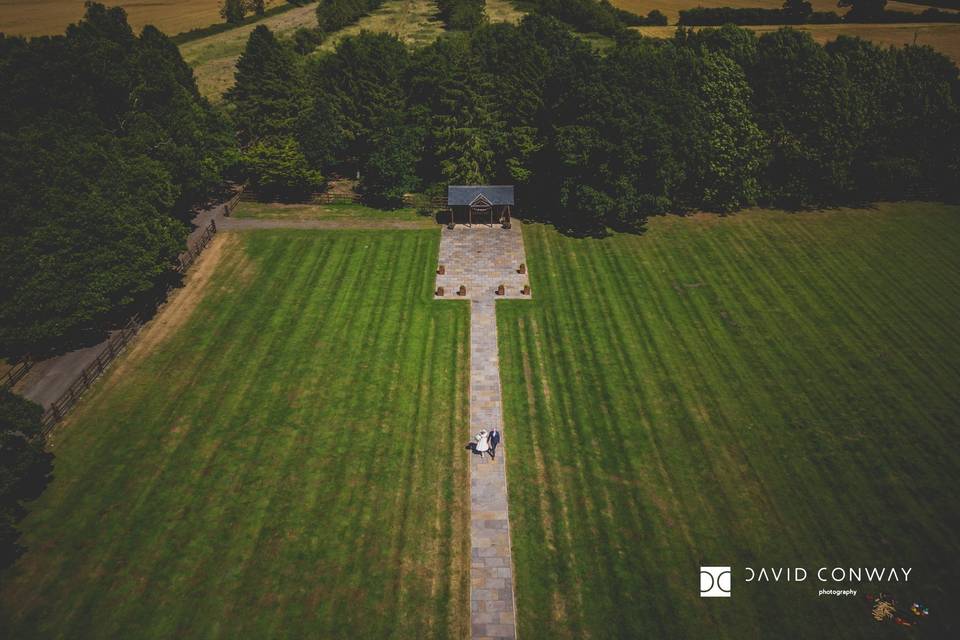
[700,566,732,598]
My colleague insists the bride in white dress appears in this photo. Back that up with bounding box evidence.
[475,430,490,456]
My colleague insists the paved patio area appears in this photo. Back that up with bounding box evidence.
[436,224,530,300]
[435,223,530,639]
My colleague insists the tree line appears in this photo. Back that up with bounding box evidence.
[3,5,959,357]
[229,16,960,229]
[533,0,666,34]
[316,0,385,32]
[0,390,51,569]
[0,4,234,356]
[680,0,960,25]
[437,0,487,30]
[221,0,267,25]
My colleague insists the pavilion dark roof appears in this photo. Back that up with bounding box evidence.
[447,185,515,206]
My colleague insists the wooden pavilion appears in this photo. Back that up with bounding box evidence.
[447,185,514,228]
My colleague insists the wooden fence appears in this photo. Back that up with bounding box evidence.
[310,191,362,204]
[175,219,217,274]
[233,190,448,209]
[403,194,447,209]
[40,316,142,435]
[224,189,245,216]
[1,357,32,389]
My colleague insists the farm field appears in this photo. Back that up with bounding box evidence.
[178,3,319,101]
[0,0,287,37]
[612,0,935,23]
[0,230,471,638]
[231,201,434,224]
[318,0,444,52]
[485,0,528,24]
[635,22,960,62]
[179,0,447,101]
[498,203,960,638]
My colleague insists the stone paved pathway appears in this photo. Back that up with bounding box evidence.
[435,223,530,639]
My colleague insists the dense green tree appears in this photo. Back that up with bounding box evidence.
[534,0,628,35]
[133,26,236,212]
[0,4,233,355]
[0,390,52,569]
[301,31,409,173]
[227,25,303,146]
[643,9,668,25]
[316,0,385,32]
[878,44,960,199]
[838,0,887,20]
[750,28,864,206]
[690,52,767,210]
[408,34,506,185]
[674,24,759,68]
[288,15,958,229]
[291,27,326,54]
[242,138,324,200]
[361,126,423,206]
[783,0,814,22]
[470,22,552,185]
[436,0,486,30]
[250,0,266,16]
[221,0,247,24]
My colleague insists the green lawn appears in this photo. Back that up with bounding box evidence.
[0,230,470,638]
[498,203,960,639]
[232,201,431,224]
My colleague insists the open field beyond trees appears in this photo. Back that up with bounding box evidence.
[0,0,288,37]
[635,21,960,62]
[318,0,445,52]
[0,230,471,638]
[612,0,938,23]
[178,0,450,101]
[498,203,960,638]
[178,3,319,100]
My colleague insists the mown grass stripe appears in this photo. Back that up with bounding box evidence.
[1,230,470,639]
[503,205,960,639]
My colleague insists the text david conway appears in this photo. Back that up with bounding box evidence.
[745,567,912,583]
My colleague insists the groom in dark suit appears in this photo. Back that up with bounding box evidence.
[488,429,501,459]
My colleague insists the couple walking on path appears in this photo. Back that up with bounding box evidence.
[468,429,500,460]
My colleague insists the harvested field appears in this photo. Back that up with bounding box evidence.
[0,0,287,38]
[319,0,444,52]
[635,22,960,62]
[485,0,528,24]
[179,3,318,101]
[612,0,937,23]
